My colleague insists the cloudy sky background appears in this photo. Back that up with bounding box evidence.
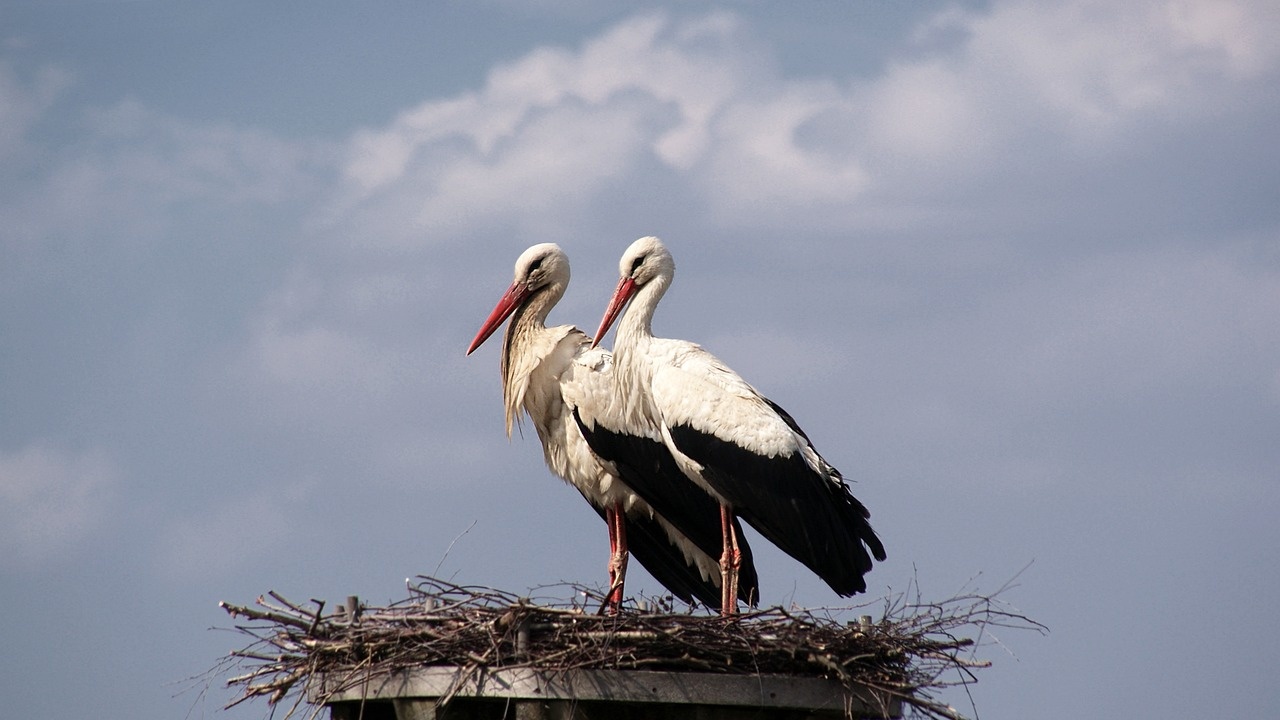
[2,1,1278,718]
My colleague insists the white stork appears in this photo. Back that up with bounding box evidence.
[589,236,886,612]
[466,243,759,612]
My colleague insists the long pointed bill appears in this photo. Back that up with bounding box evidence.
[591,277,636,348]
[466,282,530,355]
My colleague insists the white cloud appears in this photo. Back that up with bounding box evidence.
[6,1,1274,265]
[703,82,871,219]
[327,12,763,243]
[410,98,665,236]
[977,4,1269,150]
[849,0,1280,196]
[0,443,117,564]
[860,58,987,164]
[322,1,1280,240]
[1163,0,1280,75]
[963,0,1275,129]
[341,12,753,194]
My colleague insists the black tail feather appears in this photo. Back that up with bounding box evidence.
[670,422,884,597]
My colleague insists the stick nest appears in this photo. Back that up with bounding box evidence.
[213,576,1043,720]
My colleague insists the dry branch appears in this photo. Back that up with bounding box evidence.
[214,576,1043,720]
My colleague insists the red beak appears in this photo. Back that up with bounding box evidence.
[467,282,530,355]
[591,277,636,349]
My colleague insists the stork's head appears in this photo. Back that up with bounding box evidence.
[466,243,570,355]
[592,236,674,347]
[514,242,571,293]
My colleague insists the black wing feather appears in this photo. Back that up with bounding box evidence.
[580,498,720,608]
[668,420,884,597]
[574,408,760,607]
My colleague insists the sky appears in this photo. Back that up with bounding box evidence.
[1,0,1278,718]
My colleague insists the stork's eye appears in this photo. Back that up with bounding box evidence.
[629,255,644,276]
[528,256,544,274]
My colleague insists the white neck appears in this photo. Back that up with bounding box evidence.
[500,280,564,435]
[612,272,670,425]
[616,271,668,354]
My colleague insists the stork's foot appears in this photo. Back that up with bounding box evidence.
[599,502,629,615]
[719,505,743,617]
[597,580,625,616]
[598,548,628,615]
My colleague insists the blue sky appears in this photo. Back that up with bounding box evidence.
[2,1,1278,718]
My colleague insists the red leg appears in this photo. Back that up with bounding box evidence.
[601,503,628,615]
[613,503,629,600]
[719,505,742,616]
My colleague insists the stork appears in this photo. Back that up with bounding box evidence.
[466,243,758,612]
[588,236,886,612]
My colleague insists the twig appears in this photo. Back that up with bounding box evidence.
[213,576,1043,720]
[432,521,477,578]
